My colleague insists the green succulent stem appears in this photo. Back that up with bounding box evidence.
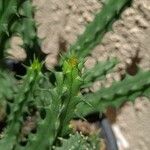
[67,0,132,59]
[0,0,44,63]
[0,59,42,150]
[57,55,82,136]
[76,70,150,117]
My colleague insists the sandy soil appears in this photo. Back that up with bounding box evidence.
[21,0,150,149]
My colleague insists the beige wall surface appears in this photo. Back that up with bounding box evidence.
[33,0,150,149]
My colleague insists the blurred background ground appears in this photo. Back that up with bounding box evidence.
[12,0,150,149]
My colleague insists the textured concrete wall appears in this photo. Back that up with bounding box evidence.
[33,0,150,149]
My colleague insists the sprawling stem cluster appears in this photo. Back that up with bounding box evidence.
[0,0,150,150]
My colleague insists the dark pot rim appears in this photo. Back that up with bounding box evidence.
[99,114,118,150]
[85,113,118,150]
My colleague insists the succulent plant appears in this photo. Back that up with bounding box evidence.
[0,0,149,150]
